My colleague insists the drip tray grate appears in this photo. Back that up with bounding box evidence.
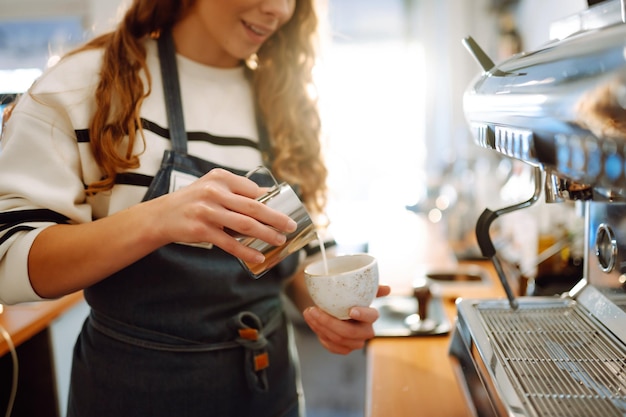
[477,304,626,417]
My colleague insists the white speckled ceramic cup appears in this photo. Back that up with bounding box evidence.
[304,254,379,320]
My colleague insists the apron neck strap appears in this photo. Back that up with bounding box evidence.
[254,105,274,168]
[157,30,275,166]
[157,30,187,154]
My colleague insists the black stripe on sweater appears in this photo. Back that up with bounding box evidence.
[0,209,70,245]
[74,119,260,150]
[0,208,69,226]
[75,129,90,143]
[114,172,154,187]
[141,119,259,148]
[0,225,37,246]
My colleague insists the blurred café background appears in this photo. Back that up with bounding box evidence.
[0,0,590,416]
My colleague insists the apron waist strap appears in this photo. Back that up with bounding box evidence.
[89,309,283,353]
[89,309,284,393]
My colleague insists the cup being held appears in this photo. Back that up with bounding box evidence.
[304,254,379,320]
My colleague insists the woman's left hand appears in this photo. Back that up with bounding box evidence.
[302,285,391,355]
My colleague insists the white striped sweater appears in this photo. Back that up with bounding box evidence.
[0,38,266,304]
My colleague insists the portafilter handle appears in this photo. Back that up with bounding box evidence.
[475,166,543,310]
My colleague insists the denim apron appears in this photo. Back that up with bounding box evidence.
[67,32,302,417]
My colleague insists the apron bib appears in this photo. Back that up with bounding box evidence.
[67,31,301,417]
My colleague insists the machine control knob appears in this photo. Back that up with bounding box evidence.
[596,223,617,273]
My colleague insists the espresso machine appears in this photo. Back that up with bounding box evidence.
[449,1,626,416]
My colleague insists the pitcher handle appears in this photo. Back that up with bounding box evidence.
[245,166,280,189]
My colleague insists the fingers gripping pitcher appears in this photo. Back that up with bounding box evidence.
[236,166,317,278]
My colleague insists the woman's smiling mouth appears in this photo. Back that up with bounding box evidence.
[243,20,272,37]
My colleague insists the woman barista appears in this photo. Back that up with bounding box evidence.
[0,0,390,415]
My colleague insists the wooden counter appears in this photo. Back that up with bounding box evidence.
[0,292,84,417]
[365,210,508,417]
[366,261,505,417]
[367,328,466,416]
[0,291,84,357]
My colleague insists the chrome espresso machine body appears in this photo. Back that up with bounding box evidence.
[449,1,626,416]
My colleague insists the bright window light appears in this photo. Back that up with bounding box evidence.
[0,68,42,93]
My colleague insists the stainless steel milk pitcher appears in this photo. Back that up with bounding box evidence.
[236,166,316,278]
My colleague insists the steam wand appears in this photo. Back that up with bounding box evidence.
[475,166,543,310]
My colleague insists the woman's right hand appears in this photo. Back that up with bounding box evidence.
[146,168,297,264]
[28,168,296,299]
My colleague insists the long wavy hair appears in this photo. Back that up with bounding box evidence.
[71,0,327,215]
